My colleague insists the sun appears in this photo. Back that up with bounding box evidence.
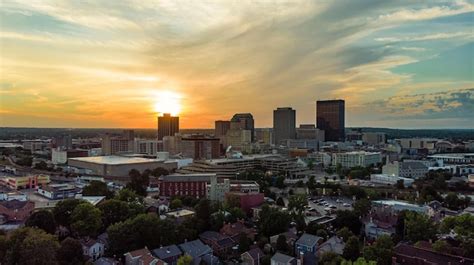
[153,91,182,116]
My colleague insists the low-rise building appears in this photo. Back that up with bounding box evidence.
[124,247,164,265]
[271,252,297,265]
[332,151,381,168]
[152,245,182,265]
[393,243,474,265]
[294,233,321,258]
[382,161,428,179]
[81,238,105,261]
[199,231,235,257]
[0,200,34,224]
[178,239,213,265]
[370,174,414,187]
[316,236,345,256]
[241,248,264,265]
[37,183,81,200]
[0,175,50,190]
[157,174,213,197]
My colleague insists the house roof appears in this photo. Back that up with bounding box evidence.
[81,238,101,248]
[245,248,264,261]
[296,233,321,248]
[0,199,32,210]
[317,236,345,255]
[394,243,474,265]
[201,253,222,265]
[94,257,119,265]
[152,245,182,259]
[125,247,152,258]
[199,231,235,248]
[272,252,295,263]
[178,239,212,258]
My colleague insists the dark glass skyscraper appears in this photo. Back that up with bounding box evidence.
[230,113,255,141]
[273,107,296,145]
[158,113,179,140]
[316,100,345,142]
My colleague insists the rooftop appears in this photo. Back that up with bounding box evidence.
[69,156,168,165]
[296,233,322,247]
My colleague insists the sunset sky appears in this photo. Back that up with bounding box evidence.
[1,0,473,129]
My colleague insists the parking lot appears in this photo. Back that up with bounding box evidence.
[305,195,354,216]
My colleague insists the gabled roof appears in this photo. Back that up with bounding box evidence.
[152,245,182,259]
[0,199,32,210]
[317,236,345,255]
[244,248,264,261]
[394,243,474,265]
[199,231,235,248]
[272,252,295,263]
[295,233,321,248]
[178,239,212,258]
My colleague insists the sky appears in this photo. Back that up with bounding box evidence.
[0,0,473,129]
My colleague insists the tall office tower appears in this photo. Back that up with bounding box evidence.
[273,107,296,145]
[157,113,179,140]
[230,113,255,141]
[316,99,345,142]
[214,120,231,139]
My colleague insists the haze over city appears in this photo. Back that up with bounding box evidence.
[1,0,473,129]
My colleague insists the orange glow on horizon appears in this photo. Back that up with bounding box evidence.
[153,91,182,117]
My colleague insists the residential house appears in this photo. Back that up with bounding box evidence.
[270,228,299,249]
[393,243,474,265]
[178,239,213,265]
[316,236,345,256]
[363,206,398,240]
[241,247,264,265]
[294,233,321,258]
[81,238,105,261]
[199,231,236,257]
[0,200,34,223]
[152,245,182,265]
[271,252,297,265]
[124,247,164,265]
[220,221,257,242]
[94,257,120,265]
[97,232,109,251]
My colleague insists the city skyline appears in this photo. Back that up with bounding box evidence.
[1,1,473,129]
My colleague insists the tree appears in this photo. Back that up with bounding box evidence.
[170,198,183,209]
[288,194,307,215]
[98,199,131,228]
[353,199,371,217]
[337,227,354,242]
[4,227,60,265]
[274,175,285,189]
[126,169,149,196]
[258,205,291,237]
[440,214,474,258]
[115,189,145,217]
[57,237,84,265]
[432,240,450,253]
[177,254,193,265]
[82,181,114,198]
[341,258,376,265]
[34,161,48,170]
[276,197,285,207]
[71,203,102,237]
[53,198,84,227]
[238,233,251,252]
[307,175,316,190]
[333,210,362,235]
[276,235,289,253]
[343,236,360,261]
[152,167,169,177]
[194,199,212,231]
[405,211,437,242]
[396,179,405,189]
[363,235,393,265]
[25,210,56,234]
[319,251,343,265]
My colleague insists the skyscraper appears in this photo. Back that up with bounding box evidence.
[230,113,255,141]
[157,113,179,140]
[214,120,231,139]
[316,99,345,142]
[273,107,296,145]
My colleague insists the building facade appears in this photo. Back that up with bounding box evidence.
[158,113,179,140]
[316,100,345,142]
[231,113,255,142]
[181,135,220,160]
[273,107,296,145]
[332,151,381,168]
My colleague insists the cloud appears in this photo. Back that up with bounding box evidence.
[375,31,474,42]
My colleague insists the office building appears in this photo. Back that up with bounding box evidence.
[215,120,231,140]
[134,138,160,156]
[224,129,252,151]
[230,113,255,141]
[362,132,386,145]
[51,148,88,165]
[273,107,296,145]
[181,135,220,160]
[158,113,179,140]
[382,161,429,179]
[331,151,381,168]
[255,128,273,145]
[316,99,345,142]
[52,134,72,149]
[296,124,325,141]
[102,130,134,155]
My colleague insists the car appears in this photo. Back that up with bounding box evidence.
[343,203,351,207]
[329,205,337,209]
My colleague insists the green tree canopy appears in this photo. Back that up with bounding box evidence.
[363,235,393,265]
[53,198,85,227]
[405,211,437,242]
[25,210,57,234]
[70,203,102,237]
[57,237,84,265]
[98,199,132,228]
[82,180,114,198]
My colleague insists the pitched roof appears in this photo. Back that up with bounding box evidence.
[272,252,295,263]
[0,199,32,210]
[394,243,474,265]
[152,245,182,259]
[178,239,212,258]
[296,233,321,247]
[245,248,264,261]
[317,236,345,255]
[199,231,235,248]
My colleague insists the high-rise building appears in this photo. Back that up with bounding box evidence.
[157,113,179,140]
[101,130,134,155]
[230,113,255,142]
[181,135,220,160]
[316,99,345,142]
[214,120,231,140]
[273,107,296,145]
[255,128,273,145]
[296,124,325,141]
